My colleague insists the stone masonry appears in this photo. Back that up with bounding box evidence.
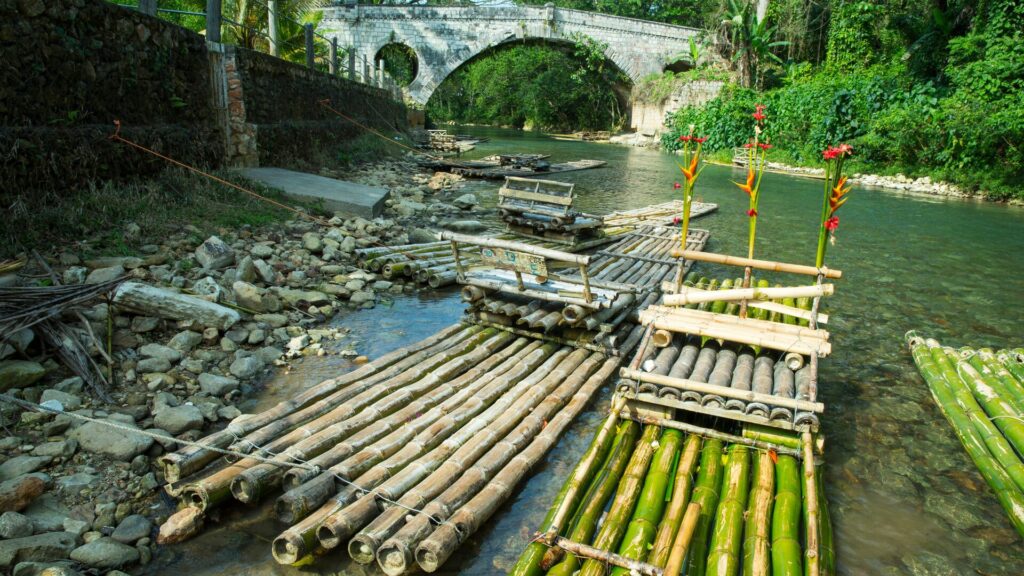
[320,4,705,104]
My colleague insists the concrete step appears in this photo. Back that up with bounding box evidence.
[238,167,389,219]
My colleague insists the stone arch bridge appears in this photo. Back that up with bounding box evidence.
[319,3,704,105]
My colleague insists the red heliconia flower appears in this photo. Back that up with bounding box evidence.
[822,147,839,161]
[755,103,767,112]
[673,182,682,189]
[743,142,755,149]
[694,136,708,144]
[825,216,840,231]
[757,142,773,150]
[837,143,853,156]
[747,209,758,217]
[673,216,682,225]
[679,135,692,142]
[752,110,766,122]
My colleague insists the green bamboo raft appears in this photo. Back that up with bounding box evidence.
[905,333,1024,537]
[510,413,833,576]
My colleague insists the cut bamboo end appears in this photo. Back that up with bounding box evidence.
[652,329,673,348]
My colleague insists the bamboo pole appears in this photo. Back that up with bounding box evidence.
[545,536,663,576]
[772,455,802,576]
[669,250,842,279]
[742,424,824,454]
[623,413,802,458]
[663,285,834,307]
[816,465,835,576]
[609,428,684,575]
[637,314,830,358]
[954,352,1024,461]
[440,231,590,265]
[742,450,774,576]
[686,438,725,576]
[705,445,750,576]
[642,306,831,342]
[544,421,640,576]
[663,502,701,576]
[647,434,702,567]
[619,368,825,413]
[802,432,820,576]
[413,355,628,573]
[969,349,1024,413]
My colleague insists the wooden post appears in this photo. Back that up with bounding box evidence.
[205,0,222,43]
[304,24,314,68]
[267,0,280,56]
[329,37,338,74]
[514,271,525,291]
[139,0,157,16]
[450,240,464,282]
[579,264,592,303]
[348,50,356,80]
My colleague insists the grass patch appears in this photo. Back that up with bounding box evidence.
[2,167,326,259]
[332,132,408,168]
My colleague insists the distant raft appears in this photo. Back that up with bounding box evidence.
[905,333,1024,537]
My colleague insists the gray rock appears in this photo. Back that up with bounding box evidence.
[408,228,437,244]
[339,236,357,253]
[256,346,284,365]
[229,356,264,379]
[13,560,81,576]
[31,440,76,459]
[350,290,376,305]
[251,244,274,258]
[129,316,159,334]
[69,537,139,569]
[191,276,224,301]
[302,232,323,253]
[0,457,51,482]
[55,472,97,494]
[62,267,88,285]
[52,377,83,395]
[84,266,124,285]
[235,256,256,283]
[395,199,427,217]
[135,357,171,374]
[167,331,202,353]
[253,259,276,284]
[0,512,33,539]
[110,515,151,544]
[62,518,89,536]
[153,405,204,435]
[0,361,45,391]
[38,389,81,412]
[232,281,264,311]
[197,373,239,396]
[0,329,33,360]
[444,220,487,233]
[194,236,235,270]
[138,343,182,362]
[453,193,478,209]
[20,495,64,533]
[0,532,77,569]
[113,282,240,331]
[277,288,330,306]
[69,421,152,460]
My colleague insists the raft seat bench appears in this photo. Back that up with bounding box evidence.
[498,177,603,245]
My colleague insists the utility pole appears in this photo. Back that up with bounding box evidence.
[206,0,221,43]
[268,0,280,56]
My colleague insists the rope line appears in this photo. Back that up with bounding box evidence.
[2,392,455,530]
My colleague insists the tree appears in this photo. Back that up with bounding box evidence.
[719,0,788,88]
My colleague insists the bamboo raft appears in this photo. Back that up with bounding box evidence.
[515,244,841,575]
[423,157,607,180]
[906,334,1024,537]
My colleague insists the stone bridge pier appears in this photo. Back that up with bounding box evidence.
[320,3,704,108]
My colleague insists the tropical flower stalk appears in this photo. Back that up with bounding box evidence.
[734,104,771,260]
[815,144,853,268]
[675,127,708,249]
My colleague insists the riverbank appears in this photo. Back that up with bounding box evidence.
[0,157,488,574]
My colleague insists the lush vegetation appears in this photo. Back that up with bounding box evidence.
[659,1,1024,200]
[426,37,628,131]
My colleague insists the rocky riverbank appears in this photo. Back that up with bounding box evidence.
[0,157,487,575]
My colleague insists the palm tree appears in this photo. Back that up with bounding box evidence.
[720,0,788,88]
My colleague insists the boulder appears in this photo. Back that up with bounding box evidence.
[167,331,203,353]
[407,227,437,244]
[453,193,478,209]
[194,236,234,270]
[197,373,239,396]
[0,532,77,569]
[302,232,323,253]
[38,389,81,412]
[0,361,45,391]
[84,266,124,285]
[69,421,152,460]
[229,356,264,380]
[0,511,33,539]
[69,537,139,569]
[253,259,276,284]
[235,256,257,283]
[138,343,182,362]
[135,357,171,374]
[110,515,151,544]
[0,475,47,513]
[152,405,204,435]
[0,457,51,482]
[113,282,240,330]
[277,288,330,307]
[232,281,264,311]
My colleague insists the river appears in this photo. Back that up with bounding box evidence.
[153,127,1024,575]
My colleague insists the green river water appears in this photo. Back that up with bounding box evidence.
[153,128,1024,575]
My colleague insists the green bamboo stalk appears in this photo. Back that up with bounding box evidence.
[927,346,1024,492]
[706,445,751,576]
[743,450,774,576]
[686,438,725,576]
[998,349,1024,384]
[742,425,801,451]
[771,455,802,576]
[609,429,684,575]
[954,351,1024,458]
[545,421,640,576]
[907,334,1024,536]
[698,279,720,312]
[509,404,625,576]
[969,349,1024,414]
[648,434,703,567]
[816,465,834,576]
[781,297,798,326]
[578,425,662,576]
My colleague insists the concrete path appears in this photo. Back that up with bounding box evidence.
[239,167,389,219]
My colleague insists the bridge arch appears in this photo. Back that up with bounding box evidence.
[321,4,705,104]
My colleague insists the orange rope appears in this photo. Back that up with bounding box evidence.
[109,120,329,226]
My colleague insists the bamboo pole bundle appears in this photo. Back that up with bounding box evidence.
[313,349,592,551]
[906,334,1024,536]
[159,324,467,483]
[368,352,609,574]
[543,421,640,576]
[230,330,516,503]
[705,445,750,576]
[647,434,702,567]
[638,310,830,358]
[664,502,702,576]
[742,450,774,576]
[509,398,627,576]
[276,340,546,520]
[620,368,824,413]
[270,344,567,565]
[414,353,633,573]
[686,438,725,576]
[772,455,802,576]
[952,352,1024,460]
[967,349,1024,413]
[998,349,1024,383]
[608,428,684,575]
